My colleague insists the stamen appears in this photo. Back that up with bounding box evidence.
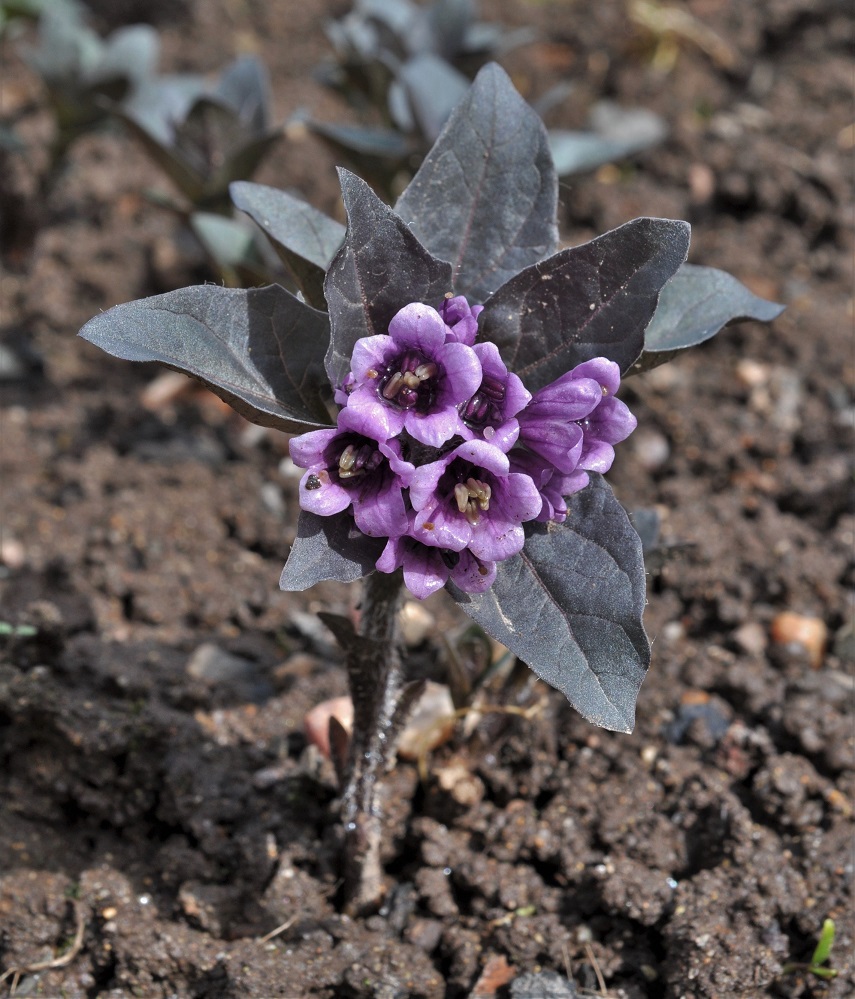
[414,362,437,380]
[480,375,506,401]
[338,445,357,471]
[403,372,421,389]
[454,483,470,514]
[464,505,481,526]
[382,372,405,399]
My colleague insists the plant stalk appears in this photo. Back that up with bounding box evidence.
[340,568,405,914]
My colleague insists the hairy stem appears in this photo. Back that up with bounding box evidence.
[340,569,404,914]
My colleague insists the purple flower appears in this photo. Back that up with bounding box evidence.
[346,303,483,448]
[406,439,543,561]
[376,517,497,599]
[290,406,413,539]
[509,449,589,523]
[460,341,531,450]
[517,357,636,475]
[440,294,483,346]
[571,360,637,472]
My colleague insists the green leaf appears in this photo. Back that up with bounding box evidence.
[811,918,836,968]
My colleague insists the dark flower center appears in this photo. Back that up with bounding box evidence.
[378,350,438,412]
[461,374,506,428]
[324,435,384,486]
[438,460,492,526]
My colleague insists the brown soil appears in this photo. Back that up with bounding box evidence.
[1,1,852,997]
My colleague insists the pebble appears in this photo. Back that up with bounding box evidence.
[399,601,435,646]
[769,612,827,669]
[186,643,259,683]
[631,427,671,470]
[303,695,353,759]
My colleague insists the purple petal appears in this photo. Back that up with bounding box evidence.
[413,503,471,552]
[406,457,448,510]
[448,439,510,476]
[518,420,584,474]
[387,303,447,354]
[402,546,450,599]
[345,385,405,440]
[571,357,621,396]
[491,471,544,526]
[579,439,616,473]
[351,470,408,539]
[449,551,496,593]
[467,519,525,562]
[403,404,466,448]
[481,418,520,453]
[437,341,483,404]
[585,397,638,445]
[289,428,340,469]
[351,334,393,382]
[298,469,352,517]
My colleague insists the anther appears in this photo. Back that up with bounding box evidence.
[454,483,470,514]
[382,372,405,399]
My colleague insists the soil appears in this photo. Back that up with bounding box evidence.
[0,0,852,997]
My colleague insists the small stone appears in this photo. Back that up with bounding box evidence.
[770,612,827,669]
[186,643,258,684]
[631,427,671,471]
[396,682,456,760]
[733,621,767,657]
[399,601,435,646]
[303,695,353,759]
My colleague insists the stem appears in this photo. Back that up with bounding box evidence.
[340,569,405,914]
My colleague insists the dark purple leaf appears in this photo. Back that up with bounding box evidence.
[631,263,786,373]
[324,169,453,389]
[479,217,690,390]
[450,475,649,733]
[304,120,412,161]
[230,181,345,310]
[78,284,333,433]
[280,511,384,590]
[395,62,557,301]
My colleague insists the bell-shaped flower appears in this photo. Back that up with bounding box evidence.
[405,439,542,562]
[290,406,413,540]
[346,302,482,448]
[458,341,531,451]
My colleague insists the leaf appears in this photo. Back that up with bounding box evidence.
[395,62,557,301]
[324,169,453,389]
[811,919,836,968]
[215,54,270,132]
[479,217,690,390]
[280,511,385,590]
[304,119,412,161]
[548,102,668,177]
[230,181,345,310]
[450,475,649,733]
[631,263,785,372]
[79,284,333,433]
[397,53,470,143]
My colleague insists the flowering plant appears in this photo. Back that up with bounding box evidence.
[80,63,782,910]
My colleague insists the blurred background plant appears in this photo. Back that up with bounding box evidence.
[302,0,668,199]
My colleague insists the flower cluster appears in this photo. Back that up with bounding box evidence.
[290,297,637,599]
